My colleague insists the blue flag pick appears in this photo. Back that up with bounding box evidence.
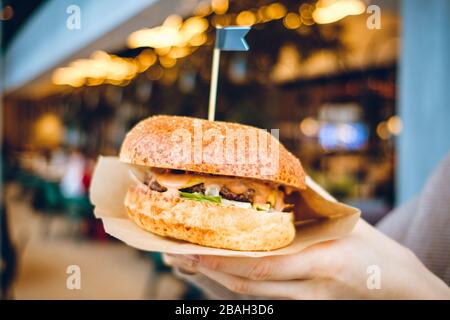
[215,26,251,51]
[208,26,252,121]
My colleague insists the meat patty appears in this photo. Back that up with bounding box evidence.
[180,183,206,194]
[181,183,255,203]
[149,180,167,192]
[282,204,294,212]
[220,186,255,203]
[150,178,258,204]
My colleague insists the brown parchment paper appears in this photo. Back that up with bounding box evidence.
[90,156,360,257]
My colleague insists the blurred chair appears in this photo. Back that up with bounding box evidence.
[62,195,94,239]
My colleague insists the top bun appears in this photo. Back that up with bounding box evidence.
[119,115,306,189]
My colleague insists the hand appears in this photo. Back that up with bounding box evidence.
[164,219,450,299]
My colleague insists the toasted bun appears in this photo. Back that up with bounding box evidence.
[120,115,306,189]
[124,186,296,251]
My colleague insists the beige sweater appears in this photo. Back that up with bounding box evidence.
[378,152,450,285]
[176,152,450,298]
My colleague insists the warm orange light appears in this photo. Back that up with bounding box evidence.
[128,25,182,49]
[86,78,105,86]
[266,3,287,20]
[377,121,390,140]
[167,46,191,59]
[33,113,64,148]
[159,55,177,68]
[313,0,366,24]
[387,115,403,135]
[182,16,209,38]
[189,33,207,46]
[257,6,270,22]
[137,49,157,71]
[236,10,256,26]
[155,47,171,56]
[299,3,315,25]
[283,12,302,29]
[211,14,232,27]
[160,68,178,85]
[146,65,164,81]
[52,67,85,87]
[163,14,183,29]
[300,117,320,137]
[128,15,207,49]
[52,51,139,87]
[212,0,229,15]
[193,0,212,16]
[55,11,208,87]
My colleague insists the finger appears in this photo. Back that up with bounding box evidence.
[163,254,198,274]
[162,253,174,266]
[197,266,324,299]
[196,251,321,281]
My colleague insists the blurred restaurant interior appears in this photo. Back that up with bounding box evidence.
[1,0,450,299]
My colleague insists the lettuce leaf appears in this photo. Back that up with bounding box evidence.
[179,192,221,203]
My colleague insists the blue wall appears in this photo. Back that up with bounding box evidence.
[398,0,450,204]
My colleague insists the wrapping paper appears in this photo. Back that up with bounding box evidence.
[90,156,360,257]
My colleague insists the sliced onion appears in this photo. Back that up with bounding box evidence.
[221,198,252,209]
[205,184,220,197]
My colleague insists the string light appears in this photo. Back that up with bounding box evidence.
[167,46,192,59]
[159,55,177,68]
[127,15,208,49]
[299,3,315,25]
[376,121,390,140]
[266,2,287,20]
[52,67,85,87]
[146,65,164,81]
[387,115,403,135]
[236,10,257,26]
[257,6,270,22]
[155,47,171,56]
[313,0,366,24]
[54,1,357,88]
[189,33,208,46]
[212,0,229,15]
[52,51,139,87]
[300,117,320,137]
[136,49,157,71]
[193,0,212,16]
[283,12,302,29]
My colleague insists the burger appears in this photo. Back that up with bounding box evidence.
[119,115,306,251]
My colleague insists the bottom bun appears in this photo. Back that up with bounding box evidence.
[124,186,296,251]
